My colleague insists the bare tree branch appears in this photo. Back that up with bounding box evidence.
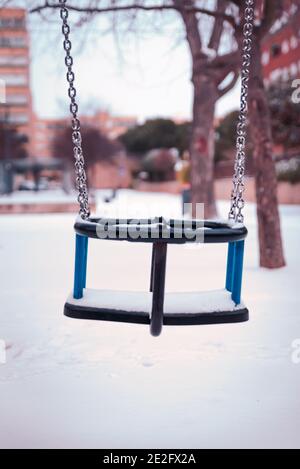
[212,49,240,74]
[173,0,204,65]
[29,0,237,28]
[208,0,227,51]
[218,70,239,97]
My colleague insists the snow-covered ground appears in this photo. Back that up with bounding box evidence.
[0,190,299,449]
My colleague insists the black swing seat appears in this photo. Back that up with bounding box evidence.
[65,289,248,325]
[74,216,248,244]
[64,216,249,336]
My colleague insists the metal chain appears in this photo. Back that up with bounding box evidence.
[59,0,90,219]
[229,0,255,224]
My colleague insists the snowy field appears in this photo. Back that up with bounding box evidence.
[0,190,300,449]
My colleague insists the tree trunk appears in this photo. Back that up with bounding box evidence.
[175,0,218,219]
[191,73,218,219]
[249,39,286,268]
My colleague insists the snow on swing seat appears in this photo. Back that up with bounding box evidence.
[65,288,248,326]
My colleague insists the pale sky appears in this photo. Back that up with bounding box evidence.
[25,3,240,122]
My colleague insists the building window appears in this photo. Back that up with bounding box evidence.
[282,40,290,54]
[270,69,282,82]
[290,63,298,77]
[0,55,28,66]
[7,113,29,124]
[0,18,25,30]
[290,36,298,50]
[6,94,28,105]
[47,123,65,130]
[0,73,27,86]
[262,51,270,65]
[271,44,281,58]
[35,122,47,129]
[0,36,27,48]
[282,68,289,81]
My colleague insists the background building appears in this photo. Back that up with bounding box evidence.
[0,8,33,154]
[32,112,137,159]
[262,1,300,85]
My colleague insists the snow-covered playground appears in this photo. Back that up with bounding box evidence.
[0,190,299,449]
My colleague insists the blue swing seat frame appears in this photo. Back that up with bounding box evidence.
[64,217,248,336]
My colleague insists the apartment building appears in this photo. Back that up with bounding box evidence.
[262,1,300,85]
[0,8,33,152]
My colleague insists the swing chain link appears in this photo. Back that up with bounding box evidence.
[229,0,255,224]
[59,0,90,219]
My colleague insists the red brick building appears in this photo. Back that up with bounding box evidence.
[262,1,300,85]
[0,8,33,153]
[31,112,137,159]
